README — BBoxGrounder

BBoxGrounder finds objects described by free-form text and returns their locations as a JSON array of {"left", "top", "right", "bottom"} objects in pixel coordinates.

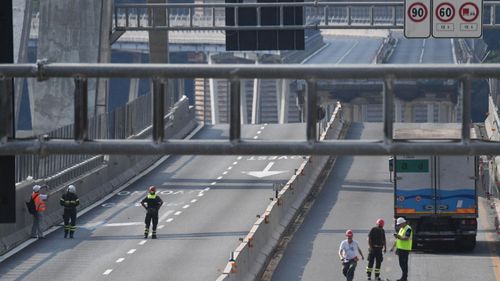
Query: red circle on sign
[
  {"left": 436, "top": 3, "right": 455, "bottom": 22},
  {"left": 398, "top": 196, "right": 405, "bottom": 202},
  {"left": 459, "top": 2, "right": 479, "bottom": 22},
  {"left": 415, "top": 196, "right": 421, "bottom": 202},
  {"left": 408, "top": 3, "right": 428, "bottom": 23}
]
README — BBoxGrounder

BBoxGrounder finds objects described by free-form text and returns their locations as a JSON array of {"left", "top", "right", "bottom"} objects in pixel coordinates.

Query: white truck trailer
[{"left": 391, "top": 123, "right": 480, "bottom": 250}]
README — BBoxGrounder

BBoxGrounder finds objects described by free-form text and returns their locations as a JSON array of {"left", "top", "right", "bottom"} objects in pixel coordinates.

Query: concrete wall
[
  {"left": 216, "top": 104, "right": 348, "bottom": 281},
  {"left": 0, "top": 97, "right": 197, "bottom": 255},
  {"left": 31, "top": 0, "right": 110, "bottom": 134}
]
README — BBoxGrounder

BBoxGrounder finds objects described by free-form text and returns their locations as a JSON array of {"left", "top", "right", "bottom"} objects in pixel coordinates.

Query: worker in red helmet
[
  {"left": 141, "top": 186, "right": 163, "bottom": 239},
  {"left": 366, "top": 218, "right": 387, "bottom": 280},
  {"left": 338, "top": 229, "right": 365, "bottom": 281}
]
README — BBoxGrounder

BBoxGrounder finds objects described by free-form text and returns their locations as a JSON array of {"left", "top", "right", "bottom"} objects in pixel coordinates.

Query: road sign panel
[
  {"left": 433, "top": 0, "right": 482, "bottom": 38},
  {"left": 405, "top": 0, "right": 431, "bottom": 38}
]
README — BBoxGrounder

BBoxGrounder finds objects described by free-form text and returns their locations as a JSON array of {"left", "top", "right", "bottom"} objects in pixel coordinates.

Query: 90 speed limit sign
[{"left": 404, "top": 0, "right": 431, "bottom": 38}]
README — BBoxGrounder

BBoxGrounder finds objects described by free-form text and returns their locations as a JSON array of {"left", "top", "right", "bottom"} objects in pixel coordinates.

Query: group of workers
[
  {"left": 30, "top": 185, "right": 163, "bottom": 240},
  {"left": 338, "top": 217, "right": 412, "bottom": 281}
]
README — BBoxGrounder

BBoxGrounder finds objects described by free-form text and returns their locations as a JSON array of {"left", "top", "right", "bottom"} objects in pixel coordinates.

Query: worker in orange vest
[{"left": 30, "top": 185, "right": 48, "bottom": 239}]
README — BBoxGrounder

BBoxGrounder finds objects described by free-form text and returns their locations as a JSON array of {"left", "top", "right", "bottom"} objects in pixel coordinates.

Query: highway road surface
[{"left": 270, "top": 123, "right": 499, "bottom": 281}]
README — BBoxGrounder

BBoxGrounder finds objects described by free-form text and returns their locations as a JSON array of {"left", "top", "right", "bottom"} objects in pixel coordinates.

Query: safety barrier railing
[
  {"left": 13, "top": 92, "right": 154, "bottom": 182},
  {"left": 2, "top": 63, "right": 500, "bottom": 156},
  {"left": 113, "top": 1, "right": 500, "bottom": 31}
]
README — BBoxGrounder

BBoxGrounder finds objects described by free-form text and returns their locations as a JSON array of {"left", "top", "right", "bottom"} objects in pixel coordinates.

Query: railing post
[
  {"left": 461, "top": 76, "right": 472, "bottom": 143},
  {"left": 74, "top": 78, "right": 88, "bottom": 141},
  {"left": 383, "top": 76, "right": 394, "bottom": 143},
  {"left": 230, "top": 79, "right": 241, "bottom": 142},
  {"left": 153, "top": 79, "right": 165, "bottom": 142},
  {"left": 306, "top": 79, "right": 317, "bottom": 142}
]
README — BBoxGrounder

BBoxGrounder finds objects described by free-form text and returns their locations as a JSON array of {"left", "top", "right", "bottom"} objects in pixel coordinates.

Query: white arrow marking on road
[{"left": 245, "top": 162, "right": 287, "bottom": 178}]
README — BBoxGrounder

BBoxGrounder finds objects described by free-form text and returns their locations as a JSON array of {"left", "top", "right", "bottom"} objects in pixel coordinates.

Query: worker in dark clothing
[
  {"left": 141, "top": 186, "right": 163, "bottom": 239},
  {"left": 366, "top": 218, "right": 387, "bottom": 280},
  {"left": 59, "top": 184, "right": 80, "bottom": 238}
]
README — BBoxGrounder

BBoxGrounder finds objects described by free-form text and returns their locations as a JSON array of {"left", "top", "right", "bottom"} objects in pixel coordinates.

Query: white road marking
[
  {"left": 174, "top": 211, "right": 182, "bottom": 216},
  {"left": 198, "top": 193, "right": 204, "bottom": 197},
  {"left": 336, "top": 41, "right": 359, "bottom": 64},
  {"left": 233, "top": 161, "right": 238, "bottom": 165},
  {"left": 116, "top": 258, "right": 125, "bottom": 263},
  {"left": 257, "top": 131, "right": 262, "bottom": 134},
  {"left": 260, "top": 126, "right": 265, "bottom": 130},
  {"left": 103, "top": 269, "right": 113, "bottom": 275},
  {"left": 104, "top": 222, "right": 143, "bottom": 227},
  {"left": 211, "top": 182, "right": 217, "bottom": 185},
  {"left": 157, "top": 225, "right": 165, "bottom": 229},
  {"left": 223, "top": 171, "right": 228, "bottom": 175},
  {"left": 237, "top": 156, "right": 243, "bottom": 160},
  {"left": 217, "top": 176, "right": 223, "bottom": 180},
  {"left": 139, "top": 240, "right": 147, "bottom": 245},
  {"left": 166, "top": 218, "right": 174, "bottom": 222},
  {"left": 419, "top": 39, "right": 426, "bottom": 63},
  {"left": 227, "top": 166, "right": 232, "bottom": 170},
  {"left": 204, "top": 187, "right": 210, "bottom": 191},
  {"left": 253, "top": 136, "right": 258, "bottom": 139},
  {"left": 182, "top": 204, "right": 190, "bottom": 209},
  {"left": 159, "top": 210, "right": 174, "bottom": 222},
  {"left": 191, "top": 199, "right": 197, "bottom": 203},
  {"left": 127, "top": 249, "right": 136, "bottom": 254},
  {"left": 245, "top": 162, "right": 288, "bottom": 178}
]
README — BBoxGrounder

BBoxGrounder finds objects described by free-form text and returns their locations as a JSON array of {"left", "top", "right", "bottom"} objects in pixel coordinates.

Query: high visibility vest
[
  {"left": 396, "top": 225, "right": 412, "bottom": 251},
  {"left": 147, "top": 193, "right": 156, "bottom": 199},
  {"left": 32, "top": 192, "right": 46, "bottom": 212}
]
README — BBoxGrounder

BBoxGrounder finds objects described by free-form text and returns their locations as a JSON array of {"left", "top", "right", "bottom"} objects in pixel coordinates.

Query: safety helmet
[
  {"left": 376, "top": 218, "right": 385, "bottom": 228},
  {"left": 396, "top": 217, "right": 406, "bottom": 225},
  {"left": 32, "top": 185, "right": 41, "bottom": 192},
  {"left": 67, "top": 185, "right": 76, "bottom": 193},
  {"left": 148, "top": 186, "right": 156, "bottom": 193},
  {"left": 345, "top": 229, "right": 353, "bottom": 238}
]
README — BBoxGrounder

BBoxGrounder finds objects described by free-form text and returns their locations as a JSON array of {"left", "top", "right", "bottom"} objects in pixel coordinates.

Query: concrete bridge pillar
[{"left": 32, "top": 0, "right": 112, "bottom": 135}]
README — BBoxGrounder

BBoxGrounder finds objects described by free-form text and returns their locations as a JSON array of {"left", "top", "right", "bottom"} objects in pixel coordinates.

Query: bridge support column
[
  {"left": 277, "top": 79, "right": 289, "bottom": 124},
  {"left": 32, "top": 0, "right": 112, "bottom": 135},
  {"left": 128, "top": 53, "right": 142, "bottom": 102},
  {"left": 240, "top": 81, "right": 248, "bottom": 124},
  {"left": 404, "top": 103, "right": 413, "bottom": 122},
  {"left": 208, "top": 54, "right": 219, "bottom": 124}
]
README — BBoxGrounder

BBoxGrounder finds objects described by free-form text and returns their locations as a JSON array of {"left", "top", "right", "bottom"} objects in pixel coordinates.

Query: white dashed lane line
[
  {"left": 211, "top": 182, "right": 217, "bottom": 185},
  {"left": 166, "top": 218, "right": 174, "bottom": 222},
  {"left": 191, "top": 199, "right": 197, "bottom": 203},
  {"left": 253, "top": 136, "right": 258, "bottom": 139},
  {"left": 138, "top": 240, "right": 147, "bottom": 245},
  {"left": 233, "top": 161, "right": 238, "bottom": 165},
  {"left": 174, "top": 211, "right": 182, "bottom": 216},
  {"left": 223, "top": 171, "right": 228, "bottom": 175},
  {"left": 116, "top": 258, "right": 125, "bottom": 263},
  {"left": 217, "top": 176, "right": 223, "bottom": 180},
  {"left": 127, "top": 249, "right": 136, "bottom": 254},
  {"left": 103, "top": 269, "right": 113, "bottom": 275},
  {"left": 227, "top": 166, "right": 232, "bottom": 170},
  {"left": 157, "top": 225, "right": 165, "bottom": 229},
  {"left": 198, "top": 193, "right": 204, "bottom": 197},
  {"left": 204, "top": 187, "right": 210, "bottom": 191},
  {"left": 237, "top": 156, "right": 243, "bottom": 160},
  {"left": 182, "top": 205, "right": 190, "bottom": 209},
  {"left": 257, "top": 131, "right": 262, "bottom": 134}
]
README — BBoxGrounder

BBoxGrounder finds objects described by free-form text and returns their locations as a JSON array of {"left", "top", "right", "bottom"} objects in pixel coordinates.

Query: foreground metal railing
[
  {"left": 113, "top": 1, "right": 500, "bottom": 31},
  {"left": 1, "top": 63, "right": 500, "bottom": 156}
]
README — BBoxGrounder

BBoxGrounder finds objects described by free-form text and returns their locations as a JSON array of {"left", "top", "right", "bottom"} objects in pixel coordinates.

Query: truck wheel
[{"left": 458, "top": 236, "right": 476, "bottom": 251}]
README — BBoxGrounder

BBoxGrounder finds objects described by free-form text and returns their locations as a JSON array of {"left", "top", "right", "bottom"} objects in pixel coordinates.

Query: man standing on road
[
  {"left": 390, "top": 217, "right": 413, "bottom": 281},
  {"left": 366, "top": 218, "right": 386, "bottom": 280},
  {"left": 339, "top": 229, "right": 365, "bottom": 281},
  {"left": 141, "top": 186, "right": 163, "bottom": 239},
  {"left": 31, "top": 185, "right": 48, "bottom": 239},
  {"left": 60, "top": 184, "right": 80, "bottom": 238}
]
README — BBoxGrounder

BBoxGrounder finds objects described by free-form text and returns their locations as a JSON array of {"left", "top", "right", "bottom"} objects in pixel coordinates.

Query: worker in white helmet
[
  {"left": 30, "top": 184, "right": 48, "bottom": 239},
  {"left": 59, "top": 185, "right": 80, "bottom": 238},
  {"left": 390, "top": 217, "right": 413, "bottom": 281}
]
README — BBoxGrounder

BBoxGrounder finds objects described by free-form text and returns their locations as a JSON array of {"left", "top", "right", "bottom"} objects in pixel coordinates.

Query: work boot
[
  {"left": 69, "top": 232, "right": 74, "bottom": 239},
  {"left": 152, "top": 234, "right": 157, "bottom": 239},
  {"left": 367, "top": 277, "right": 371, "bottom": 280},
  {"left": 375, "top": 277, "right": 381, "bottom": 281},
  {"left": 64, "top": 230, "right": 68, "bottom": 238}
]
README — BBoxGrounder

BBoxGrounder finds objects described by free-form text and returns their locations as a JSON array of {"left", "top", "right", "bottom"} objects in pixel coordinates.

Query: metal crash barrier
[{"left": 1, "top": 63, "right": 500, "bottom": 155}]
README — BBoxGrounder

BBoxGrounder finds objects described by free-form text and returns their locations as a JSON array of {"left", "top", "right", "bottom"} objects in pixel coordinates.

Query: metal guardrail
[
  {"left": 1, "top": 63, "right": 500, "bottom": 156},
  {"left": 113, "top": 1, "right": 500, "bottom": 31}
]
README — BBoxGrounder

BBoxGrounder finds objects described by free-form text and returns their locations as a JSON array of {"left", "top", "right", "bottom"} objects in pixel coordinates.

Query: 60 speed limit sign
[{"left": 405, "top": 0, "right": 431, "bottom": 38}]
